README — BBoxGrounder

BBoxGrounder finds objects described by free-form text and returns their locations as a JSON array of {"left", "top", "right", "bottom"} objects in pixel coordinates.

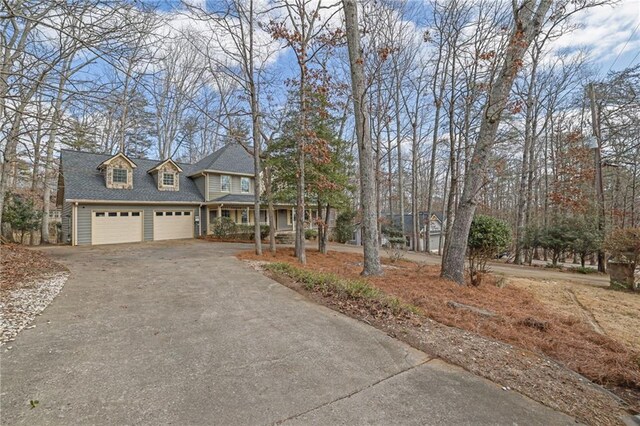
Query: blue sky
[{"left": 150, "top": 0, "right": 640, "bottom": 78}]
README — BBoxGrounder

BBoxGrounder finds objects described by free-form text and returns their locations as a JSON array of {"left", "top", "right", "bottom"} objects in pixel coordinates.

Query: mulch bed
[{"left": 239, "top": 248, "right": 640, "bottom": 425}]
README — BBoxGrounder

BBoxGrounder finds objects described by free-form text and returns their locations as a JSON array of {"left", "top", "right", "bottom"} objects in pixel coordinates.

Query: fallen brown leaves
[
  {"left": 238, "top": 248, "right": 640, "bottom": 414},
  {"left": 0, "top": 244, "right": 67, "bottom": 291}
]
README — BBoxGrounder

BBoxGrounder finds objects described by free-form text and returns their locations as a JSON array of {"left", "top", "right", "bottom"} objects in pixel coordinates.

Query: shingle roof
[
  {"left": 387, "top": 212, "right": 445, "bottom": 235},
  {"left": 211, "top": 194, "right": 255, "bottom": 203},
  {"left": 60, "top": 150, "right": 204, "bottom": 203},
  {"left": 191, "top": 143, "right": 254, "bottom": 175}
]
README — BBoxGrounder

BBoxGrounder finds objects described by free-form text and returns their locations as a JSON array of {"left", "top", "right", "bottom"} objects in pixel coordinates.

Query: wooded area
[{"left": 1, "top": 0, "right": 639, "bottom": 283}]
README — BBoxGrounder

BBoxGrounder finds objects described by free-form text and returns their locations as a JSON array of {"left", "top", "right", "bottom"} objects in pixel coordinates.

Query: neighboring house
[
  {"left": 48, "top": 208, "right": 62, "bottom": 222},
  {"left": 57, "top": 143, "right": 296, "bottom": 246},
  {"left": 386, "top": 212, "right": 446, "bottom": 252}
]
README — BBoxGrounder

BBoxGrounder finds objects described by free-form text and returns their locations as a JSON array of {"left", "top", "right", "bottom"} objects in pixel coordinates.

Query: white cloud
[{"left": 550, "top": 0, "right": 640, "bottom": 69}]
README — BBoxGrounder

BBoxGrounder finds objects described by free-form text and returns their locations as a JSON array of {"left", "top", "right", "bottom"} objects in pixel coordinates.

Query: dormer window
[
  {"left": 163, "top": 172, "right": 175, "bottom": 186},
  {"left": 113, "top": 168, "right": 128, "bottom": 184},
  {"left": 148, "top": 158, "right": 182, "bottom": 192},
  {"left": 97, "top": 152, "right": 137, "bottom": 190}
]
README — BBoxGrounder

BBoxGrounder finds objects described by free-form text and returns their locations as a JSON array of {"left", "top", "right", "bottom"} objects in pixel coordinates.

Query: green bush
[
  {"left": 2, "top": 192, "right": 42, "bottom": 243},
  {"left": 265, "top": 262, "right": 418, "bottom": 315},
  {"left": 568, "top": 266, "right": 598, "bottom": 274},
  {"left": 467, "top": 215, "right": 511, "bottom": 286},
  {"left": 259, "top": 225, "right": 270, "bottom": 240},
  {"left": 212, "top": 220, "right": 269, "bottom": 241},
  {"left": 381, "top": 223, "right": 404, "bottom": 238},
  {"left": 334, "top": 210, "right": 356, "bottom": 243},
  {"left": 211, "top": 217, "right": 237, "bottom": 238},
  {"left": 305, "top": 229, "right": 318, "bottom": 240},
  {"left": 234, "top": 224, "right": 253, "bottom": 240},
  {"left": 248, "top": 224, "right": 270, "bottom": 240},
  {"left": 544, "top": 263, "right": 563, "bottom": 270},
  {"left": 604, "top": 227, "right": 640, "bottom": 264}
]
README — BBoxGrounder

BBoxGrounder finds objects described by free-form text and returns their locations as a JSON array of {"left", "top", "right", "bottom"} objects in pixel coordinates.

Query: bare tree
[
  {"left": 343, "top": 0, "right": 382, "bottom": 275},
  {"left": 441, "top": 0, "right": 554, "bottom": 284}
]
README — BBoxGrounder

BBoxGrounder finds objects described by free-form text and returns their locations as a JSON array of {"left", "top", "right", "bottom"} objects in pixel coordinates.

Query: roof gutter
[
  {"left": 187, "top": 169, "right": 254, "bottom": 178},
  {"left": 66, "top": 199, "right": 202, "bottom": 205}
]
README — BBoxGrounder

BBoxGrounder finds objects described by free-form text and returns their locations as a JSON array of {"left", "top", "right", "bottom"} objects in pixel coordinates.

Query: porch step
[{"left": 275, "top": 233, "right": 295, "bottom": 244}]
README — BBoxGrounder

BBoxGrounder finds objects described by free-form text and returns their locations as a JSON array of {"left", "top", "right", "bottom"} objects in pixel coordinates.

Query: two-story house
[{"left": 57, "top": 143, "right": 295, "bottom": 246}]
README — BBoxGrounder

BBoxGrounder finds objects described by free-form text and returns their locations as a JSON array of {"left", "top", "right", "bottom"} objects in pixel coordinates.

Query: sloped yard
[{"left": 239, "top": 248, "right": 640, "bottom": 425}]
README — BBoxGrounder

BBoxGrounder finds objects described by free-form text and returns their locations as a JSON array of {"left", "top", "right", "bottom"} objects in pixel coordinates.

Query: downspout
[
  {"left": 72, "top": 202, "right": 78, "bottom": 246},
  {"left": 198, "top": 203, "right": 203, "bottom": 237}
]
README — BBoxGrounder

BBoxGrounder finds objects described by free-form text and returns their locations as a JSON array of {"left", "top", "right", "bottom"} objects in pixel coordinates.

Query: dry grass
[
  {"left": 237, "top": 248, "right": 640, "bottom": 400},
  {"left": 510, "top": 278, "right": 640, "bottom": 350}
]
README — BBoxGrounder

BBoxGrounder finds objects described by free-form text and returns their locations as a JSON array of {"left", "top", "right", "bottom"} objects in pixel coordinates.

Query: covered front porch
[{"left": 205, "top": 204, "right": 295, "bottom": 235}]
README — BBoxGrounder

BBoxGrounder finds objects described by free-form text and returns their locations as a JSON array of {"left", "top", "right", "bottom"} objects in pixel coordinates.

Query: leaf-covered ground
[{"left": 1, "top": 244, "right": 67, "bottom": 291}]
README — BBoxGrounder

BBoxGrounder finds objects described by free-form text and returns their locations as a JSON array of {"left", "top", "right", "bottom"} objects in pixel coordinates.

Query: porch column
[
  {"left": 217, "top": 205, "right": 222, "bottom": 219},
  {"left": 246, "top": 207, "right": 250, "bottom": 225},
  {"left": 206, "top": 207, "right": 210, "bottom": 235}
]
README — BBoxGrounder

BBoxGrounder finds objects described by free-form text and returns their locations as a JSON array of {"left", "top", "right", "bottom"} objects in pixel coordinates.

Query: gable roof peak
[
  {"left": 146, "top": 158, "right": 183, "bottom": 174},
  {"left": 97, "top": 152, "right": 137, "bottom": 170}
]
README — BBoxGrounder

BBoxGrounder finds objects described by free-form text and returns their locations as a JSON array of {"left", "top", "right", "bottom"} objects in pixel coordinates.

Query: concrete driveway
[{"left": 1, "top": 240, "right": 573, "bottom": 425}]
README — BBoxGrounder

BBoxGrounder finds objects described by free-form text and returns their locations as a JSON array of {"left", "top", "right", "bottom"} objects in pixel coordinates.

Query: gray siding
[
  {"left": 207, "top": 173, "right": 254, "bottom": 200},
  {"left": 200, "top": 205, "right": 208, "bottom": 236},
  {"left": 194, "top": 176, "right": 205, "bottom": 198},
  {"left": 76, "top": 203, "right": 200, "bottom": 245},
  {"left": 61, "top": 202, "right": 72, "bottom": 244},
  {"left": 208, "top": 174, "right": 220, "bottom": 200}
]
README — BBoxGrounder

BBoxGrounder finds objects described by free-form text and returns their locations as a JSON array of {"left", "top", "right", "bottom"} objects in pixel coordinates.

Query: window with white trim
[
  {"left": 221, "top": 175, "right": 231, "bottom": 192},
  {"left": 241, "top": 177, "right": 250, "bottom": 193},
  {"left": 163, "top": 172, "right": 175, "bottom": 186},
  {"left": 112, "top": 168, "right": 128, "bottom": 184}
]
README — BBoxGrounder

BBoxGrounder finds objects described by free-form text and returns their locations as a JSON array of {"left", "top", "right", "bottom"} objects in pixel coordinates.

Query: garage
[
  {"left": 91, "top": 211, "right": 143, "bottom": 245},
  {"left": 153, "top": 210, "right": 194, "bottom": 241}
]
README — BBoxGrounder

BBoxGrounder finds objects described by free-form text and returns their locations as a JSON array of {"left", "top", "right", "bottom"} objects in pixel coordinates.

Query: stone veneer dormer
[
  {"left": 147, "top": 159, "right": 182, "bottom": 192},
  {"left": 97, "top": 152, "right": 137, "bottom": 189}
]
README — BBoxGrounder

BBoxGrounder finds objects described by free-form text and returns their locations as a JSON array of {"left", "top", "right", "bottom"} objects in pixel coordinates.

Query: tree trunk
[
  {"left": 588, "top": 82, "right": 606, "bottom": 273},
  {"left": 343, "top": 0, "right": 382, "bottom": 276},
  {"left": 294, "top": 39, "right": 307, "bottom": 264},
  {"left": 42, "top": 57, "right": 73, "bottom": 244},
  {"left": 411, "top": 122, "right": 419, "bottom": 252},
  {"left": 441, "top": 0, "right": 553, "bottom": 284},
  {"left": 396, "top": 74, "right": 405, "bottom": 239},
  {"left": 248, "top": 0, "right": 262, "bottom": 256},
  {"left": 265, "top": 166, "right": 277, "bottom": 255},
  {"left": 515, "top": 49, "right": 540, "bottom": 264}
]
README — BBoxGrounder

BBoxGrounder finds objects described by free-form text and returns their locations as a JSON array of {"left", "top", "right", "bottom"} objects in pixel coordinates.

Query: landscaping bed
[
  {"left": 238, "top": 248, "right": 639, "bottom": 425},
  {"left": 1, "top": 244, "right": 68, "bottom": 344}
]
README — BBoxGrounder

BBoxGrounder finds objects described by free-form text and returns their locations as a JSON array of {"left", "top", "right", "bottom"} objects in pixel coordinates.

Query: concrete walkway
[{"left": 1, "top": 240, "right": 574, "bottom": 425}]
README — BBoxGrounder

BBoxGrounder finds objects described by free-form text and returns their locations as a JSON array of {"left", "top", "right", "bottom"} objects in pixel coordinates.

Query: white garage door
[
  {"left": 92, "top": 211, "right": 143, "bottom": 245},
  {"left": 153, "top": 210, "right": 194, "bottom": 241}
]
